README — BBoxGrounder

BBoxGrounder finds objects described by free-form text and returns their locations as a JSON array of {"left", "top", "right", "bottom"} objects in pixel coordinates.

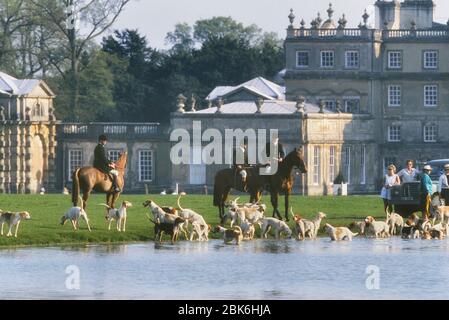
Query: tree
[
  {"left": 165, "top": 22, "right": 194, "bottom": 54},
  {"left": 29, "top": 0, "right": 130, "bottom": 120},
  {"left": 193, "top": 16, "right": 262, "bottom": 45},
  {"left": 49, "top": 50, "right": 116, "bottom": 122}
]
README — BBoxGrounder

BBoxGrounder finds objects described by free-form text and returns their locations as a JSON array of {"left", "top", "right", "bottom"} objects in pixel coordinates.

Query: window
[
  {"left": 32, "top": 103, "right": 44, "bottom": 117},
  {"left": 296, "top": 51, "right": 309, "bottom": 68},
  {"left": 424, "top": 125, "right": 437, "bottom": 142},
  {"left": 68, "top": 150, "right": 83, "bottom": 181},
  {"left": 139, "top": 150, "right": 153, "bottom": 182},
  {"left": 384, "top": 157, "right": 397, "bottom": 175},
  {"left": 344, "top": 98, "right": 360, "bottom": 114},
  {"left": 344, "top": 147, "right": 351, "bottom": 185},
  {"left": 321, "top": 51, "right": 334, "bottom": 68},
  {"left": 322, "top": 99, "right": 336, "bottom": 111},
  {"left": 190, "top": 146, "right": 206, "bottom": 185},
  {"left": 313, "top": 146, "right": 321, "bottom": 185},
  {"left": 388, "top": 125, "right": 401, "bottom": 142},
  {"left": 424, "top": 85, "right": 438, "bottom": 107},
  {"left": 329, "top": 146, "right": 336, "bottom": 184},
  {"left": 388, "top": 85, "right": 401, "bottom": 107},
  {"left": 424, "top": 51, "right": 438, "bottom": 69},
  {"left": 360, "top": 146, "right": 366, "bottom": 185},
  {"left": 388, "top": 51, "right": 402, "bottom": 69},
  {"left": 345, "top": 51, "right": 359, "bottom": 68},
  {"left": 107, "top": 150, "right": 121, "bottom": 162}
]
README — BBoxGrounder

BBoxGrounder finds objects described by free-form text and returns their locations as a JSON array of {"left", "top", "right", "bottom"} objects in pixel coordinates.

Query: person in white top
[
  {"left": 380, "top": 164, "right": 401, "bottom": 214},
  {"left": 397, "top": 160, "right": 419, "bottom": 183},
  {"left": 437, "top": 164, "right": 449, "bottom": 205}
]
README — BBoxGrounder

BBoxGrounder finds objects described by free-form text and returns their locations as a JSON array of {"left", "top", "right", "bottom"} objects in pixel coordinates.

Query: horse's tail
[
  {"left": 72, "top": 168, "right": 81, "bottom": 207},
  {"left": 177, "top": 194, "right": 184, "bottom": 211}
]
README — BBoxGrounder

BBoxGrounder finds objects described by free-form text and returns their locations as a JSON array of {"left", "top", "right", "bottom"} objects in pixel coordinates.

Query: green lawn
[{"left": 0, "top": 194, "right": 385, "bottom": 248}]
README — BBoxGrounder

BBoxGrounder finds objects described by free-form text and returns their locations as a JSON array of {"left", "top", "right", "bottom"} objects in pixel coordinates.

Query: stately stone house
[
  {"left": 1, "top": 0, "right": 449, "bottom": 195},
  {"left": 171, "top": 0, "right": 449, "bottom": 195},
  {"left": 0, "top": 72, "right": 58, "bottom": 194}
]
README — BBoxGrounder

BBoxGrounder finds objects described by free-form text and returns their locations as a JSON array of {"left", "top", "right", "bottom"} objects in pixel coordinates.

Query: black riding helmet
[{"left": 99, "top": 134, "right": 108, "bottom": 142}]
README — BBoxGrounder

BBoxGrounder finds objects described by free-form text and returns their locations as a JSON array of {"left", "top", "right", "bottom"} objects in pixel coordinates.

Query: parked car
[
  {"left": 424, "top": 159, "right": 449, "bottom": 183},
  {"left": 390, "top": 159, "right": 449, "bottom": 217}
]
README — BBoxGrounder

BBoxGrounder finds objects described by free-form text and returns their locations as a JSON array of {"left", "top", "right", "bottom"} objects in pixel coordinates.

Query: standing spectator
[
  {"left": 421, "top": 165, "right": 433, "bottom": 219},
  {"left": 380, "top": 164, "right": 401, "bottom": 214},
  {"left": 398, "top": 160, "right": 419, "bottom": 183},
  {"left": 437, "top": 164, "right": 449, "bottom": 205}
]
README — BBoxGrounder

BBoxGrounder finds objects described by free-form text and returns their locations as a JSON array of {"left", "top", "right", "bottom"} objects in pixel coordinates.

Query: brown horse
[
  {"left": 248, "top": 148, "right": 307, "bottom": 221},
  {"left": 213, "top": 167, "right": 248, "bottom": 224},
  {"left": 72, "top": 152, "right": 128, "bottom": 210},
  {"left": 213, "top": 148, "right": 307, "bottom": 222}
]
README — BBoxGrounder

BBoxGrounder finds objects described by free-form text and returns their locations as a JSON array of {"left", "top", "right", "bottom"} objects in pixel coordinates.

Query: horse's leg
[
  {"left": 111, "top": 192, "right": 120, "bottom": 209},
  {"left": 285, "top": 190, "right": 291, "bottom": 222},
  {"left": 82, "top": 190, "right": 91, "bottom": 211},
  {"left": 271, "top": 191, "right": 281, "bottom": 220},
  {"left": 220, "top": 187, "right": 231, "bottom": 224},
  {"left": 106, "top": 193, "right": 113, "bottom": 208}
]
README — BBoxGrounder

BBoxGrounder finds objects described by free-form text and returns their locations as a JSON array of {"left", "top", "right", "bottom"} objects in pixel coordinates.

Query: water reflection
[{"left": 1, "top": 238, "right": 449, "bottom": 299}]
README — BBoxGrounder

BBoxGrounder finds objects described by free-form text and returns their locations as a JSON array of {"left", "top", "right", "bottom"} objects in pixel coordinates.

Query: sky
[{"left": 112, "top": 0, "right": 449, "bottom": 49}]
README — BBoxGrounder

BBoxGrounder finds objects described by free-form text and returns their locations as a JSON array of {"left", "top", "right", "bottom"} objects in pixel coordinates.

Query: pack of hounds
[{"left": 2, "top": 193, "right": 448, "bottom": 243}]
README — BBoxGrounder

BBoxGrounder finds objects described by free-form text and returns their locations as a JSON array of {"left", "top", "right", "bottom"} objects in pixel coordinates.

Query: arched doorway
[{"left": 30, "top": 135, "right": 44, "bottom": 193}]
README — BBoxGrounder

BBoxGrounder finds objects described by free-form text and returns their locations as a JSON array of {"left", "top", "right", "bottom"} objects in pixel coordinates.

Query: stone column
[
  {"left": 24, "top": 124, "right": 32, "bottom": 194},
  {"left": 0, "top": 125, "right": 5, "bottom": 193},
  {"left": 47, "top": 122, "right": 58, "bottom": 192}
]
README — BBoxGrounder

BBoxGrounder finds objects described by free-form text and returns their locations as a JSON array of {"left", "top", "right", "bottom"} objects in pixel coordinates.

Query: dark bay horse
[
  {"left": 248, "top": 148, "right": 307, "bottom": 221},
  {"left": 213, "top": 167, "right": 248, "bottom": 223},
  {"left": 213, "top": 148, "right": 307, "bottom": 222},
  {"left": 72, "top": 152, "right": 127, "bottom": 210}
]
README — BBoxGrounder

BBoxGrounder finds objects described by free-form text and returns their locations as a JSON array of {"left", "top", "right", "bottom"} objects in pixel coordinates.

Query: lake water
[{"left": 1, "top": 238, "right": 449, "bottom": 300}]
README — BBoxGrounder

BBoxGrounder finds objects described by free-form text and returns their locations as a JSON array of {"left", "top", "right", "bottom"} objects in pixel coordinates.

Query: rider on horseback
[
  {"left": 263, "top": 136, "right": 286, "bottom": 168},
  {"left": 232, "top": 137, "right": 250, "bottom": 190},
  {"left": 94, "top": 135, "right": 121, "bottom": 193}
]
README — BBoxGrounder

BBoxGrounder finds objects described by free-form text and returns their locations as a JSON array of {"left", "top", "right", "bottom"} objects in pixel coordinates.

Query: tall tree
[
  {"left": 165, "top": 22, "right": 194, "bottom": 54},
  {"left": 193, "top": 16, "right": 262, "bottom": 45},
  {"left": 29, "top": 0, "right": 130, "bottom": 120}
]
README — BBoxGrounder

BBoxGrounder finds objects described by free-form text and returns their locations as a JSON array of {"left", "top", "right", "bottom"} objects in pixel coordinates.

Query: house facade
[
  {"left": 0, "top": 72, "right": 58, "bottom": 194},
  {"left": 1, "top": 0, "right": 449, "bottom": 195}
]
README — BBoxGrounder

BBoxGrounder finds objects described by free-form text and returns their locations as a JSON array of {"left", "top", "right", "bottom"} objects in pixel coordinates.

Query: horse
[
  {"left": 213, "top": 167, "right": 248, "bottom": 224},
  {"left": 249, "top": 148, "right": 307, "bottom": 221},
  {"left": 71, "top": 152, "right": 128, "bottom": 210},
  {"left": 213, "top": 148, "right": 307, "bottom": 222}
]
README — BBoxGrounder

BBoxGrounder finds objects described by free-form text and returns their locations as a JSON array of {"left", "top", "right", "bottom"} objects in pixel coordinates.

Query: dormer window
[{"left": 32, "top": 103, "right": 44, "bottom": 117}]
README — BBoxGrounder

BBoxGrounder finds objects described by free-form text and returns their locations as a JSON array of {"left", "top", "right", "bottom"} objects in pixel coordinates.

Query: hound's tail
[
  {"left": 72, "top": 169, "right": 81, "bottom": 207},
  {"left": 78, "top": 196, "right": 83, "bottom": 208},
  {"left": 233, "top": 226, "right": 243, "bottom": 235},
  {"left": 177, "top": 194, "right": 185, "bottom": 211},
  {"left": 98, "top": 203, "right": 112, "bottom": 210},
  {"left": 352, "top": 232, "right": 359, "bottom": 237}
]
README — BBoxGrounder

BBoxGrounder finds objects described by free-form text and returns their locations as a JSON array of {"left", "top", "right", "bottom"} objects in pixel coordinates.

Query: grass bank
[{"left": 0, "top": 194, "right": 385, "bottom": 248}]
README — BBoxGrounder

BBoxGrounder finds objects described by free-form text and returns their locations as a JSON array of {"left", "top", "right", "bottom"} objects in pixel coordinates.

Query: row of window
[
  {"left": 312, "top": 146, "right": 365, "bottom": 186},
  {"left": 313, "top": 98, "right": 361, "bottom": 113},
  {"left": 387, "top": 50, "right": 438, "bottom": 70},
  {"left": 388, "top": 125, "right": 437, "bottom": 143},
  {"left": 297, "top": 50, "right": 360, "bottom": 69},
  {"left": 296, "top": 50, "right": 439, "bottom": 70},
  {"left": 68, "top": 149, "right": 154, "bottom": 182},
  {"left": 388, "top": 85, "right": 439, "bottom": 107}
]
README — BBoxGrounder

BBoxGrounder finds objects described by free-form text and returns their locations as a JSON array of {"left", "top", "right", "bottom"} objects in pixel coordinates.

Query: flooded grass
[{"left": 0, "top": 194, "right": 385, "bottom": 248}]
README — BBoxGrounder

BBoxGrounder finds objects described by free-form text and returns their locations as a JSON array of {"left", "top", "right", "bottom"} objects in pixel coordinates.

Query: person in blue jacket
[{"left": 421, "top": 165, "right": 433, "bottom": 219}]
